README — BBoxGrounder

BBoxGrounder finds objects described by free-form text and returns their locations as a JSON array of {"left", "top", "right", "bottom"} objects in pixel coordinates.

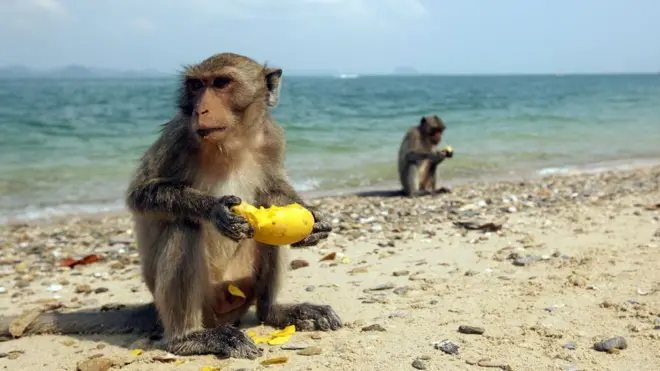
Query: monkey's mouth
[{"left": 197, "top": 127, "right": 227, "bottom": 137}]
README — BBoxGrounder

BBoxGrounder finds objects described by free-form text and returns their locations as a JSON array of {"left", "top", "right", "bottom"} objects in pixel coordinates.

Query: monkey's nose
[{"left": 195, "top": 109, "right": 209, "bottom": 116}]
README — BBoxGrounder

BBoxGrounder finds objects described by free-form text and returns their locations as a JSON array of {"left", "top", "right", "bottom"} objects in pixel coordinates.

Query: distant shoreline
[
  {"left": 4, "top": 157, "right": 659, "bottom": 227},
  {"left": 1, "top": 71, "right": 659, "bottom": 80}
]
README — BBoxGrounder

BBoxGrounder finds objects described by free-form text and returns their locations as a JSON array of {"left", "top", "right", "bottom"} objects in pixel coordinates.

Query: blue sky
[{"left": 0, "top": 0, "right": 658, "bottom": 74}]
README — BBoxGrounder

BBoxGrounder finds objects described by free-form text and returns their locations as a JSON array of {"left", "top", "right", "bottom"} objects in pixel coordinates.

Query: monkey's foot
[
  {"left": 265, "top": 303, "right": 342, "bottom": 331},
  {"left": 166, "top": 325, "right": 263, "bottom": 359}
]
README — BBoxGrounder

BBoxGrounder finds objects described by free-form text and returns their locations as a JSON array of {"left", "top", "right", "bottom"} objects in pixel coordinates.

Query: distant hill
[{"left": 0, "top": 65, "right": 169, "bottom": 79}]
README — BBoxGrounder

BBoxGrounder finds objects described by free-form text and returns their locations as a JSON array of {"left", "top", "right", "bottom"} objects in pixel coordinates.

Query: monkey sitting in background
[
  {"left": 0, "top": 53, "right": 341, "bottom": 360},
  {"left": 397, "top": 115, "right": 453, "bottom": 197}
]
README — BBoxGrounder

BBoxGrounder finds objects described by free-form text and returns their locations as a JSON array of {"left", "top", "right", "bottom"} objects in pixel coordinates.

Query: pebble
[
  {"left": 297, "top": 346, "right": 322, "bottom": 356},
  {"left": 389, "top": 312, "right": 408, "bottom": 318},
  {"left": 305, "top": 285, "right": 315, "bottom": 292},
  {"left": 290, "top": 259, "right": 309, "bottom": 270},
  {"left": 94, "top": 287, "right": 109, "bottom": 294},
  {"left": 434, "top": 340, "right": 459, "bottom": 355},
  {"left": 47, "top": 284, "right": 63, "bottom": 292},
  {"left": 513, "top": 255, "right": 542, "bottom": 266},
  {"left": 366, "top": 283, "right": 395, "bottom": 291},
  {"left": 411, "top": 358, "right": 427, "bottom": 369},
  {"left": 350, "top": 267, "right": 368, "bottom": 274},
  {"left": 593, "top": 336, "right": 627, "bottom": 352},
  {"left": 281, "top": 344, "right": 309, "bottom": 350},
  {"left": 77, "top": 357, "right": 115, "bottom": 371},
  {"left": 361, "top": 324, "right": 386, "bottom": 332},
  {"left": 76, "top": 284, "right": 92, "bottom": 294},
  {"left": 564, "top": 365, "right": 579, "bottom": 371},
  {"left": 6, "top": 351, "right": 24, "bottom": 360},
  {"left": 458, "top": 325, "right": 485, "bottom": 335},
  {"left": 393, "top": 270, "right": 410, "bottom": 277},
  {"left": 109, "top": 236, "right": 134, "bottom": 245},
  {"left": 393, "top": 286, "right": 411, "bottom": 295},
  {"left": 563, "top": 342, "right": 577, "bottom": 350},
  {"left": 474, "top": 359, "right": 513, "bottom": 370}
]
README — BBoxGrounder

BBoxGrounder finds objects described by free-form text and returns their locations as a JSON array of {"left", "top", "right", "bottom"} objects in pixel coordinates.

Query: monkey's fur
[
  {"left": 0, "top": 53, "right": 341, "bottom": 359},
  {"left": 397, "top": 115, "right": 452, "bottom": 197}
]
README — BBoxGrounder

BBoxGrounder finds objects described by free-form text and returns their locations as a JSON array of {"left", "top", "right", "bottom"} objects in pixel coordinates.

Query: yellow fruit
[
  {"left": 267, "top": 335, "right": 291, "bottom": 345},
  {"left": 231, "top": 203, "right": 314, "bottom": 245},
  {"left": 227, "top": 283, "right": 246, "bottom": 298},
  {"left": 445, "top": 145, "right": 453, "bottom": 153},
  {"left": 270, "top": 325, "right": 296, "bottom": 337},
  {"left": 261, "top": 356, "right": 289, "bottom": 365}
]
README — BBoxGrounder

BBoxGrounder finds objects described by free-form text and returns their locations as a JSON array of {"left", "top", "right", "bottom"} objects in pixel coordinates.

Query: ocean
[{"left": 1, "top": 74, "right": 659, "bottom": 223}]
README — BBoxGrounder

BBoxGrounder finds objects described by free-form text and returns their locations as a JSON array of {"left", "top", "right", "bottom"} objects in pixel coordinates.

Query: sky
[{"left": 0, "top": 0, "right": 658, "bottom": 75}]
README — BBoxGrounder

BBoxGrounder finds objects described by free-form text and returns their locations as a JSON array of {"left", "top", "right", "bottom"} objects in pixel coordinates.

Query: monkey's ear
[{"left": 265, "top": 68, "right": 283, "bottom": 107}]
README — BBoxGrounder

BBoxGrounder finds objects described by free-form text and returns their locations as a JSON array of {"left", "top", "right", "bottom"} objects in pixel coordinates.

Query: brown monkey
[
  {"left": 0, "top": 53, "right": 341, "bottom": 359},
  {"left": 397, "top": 115, "right": 452, "bottom": 197}
]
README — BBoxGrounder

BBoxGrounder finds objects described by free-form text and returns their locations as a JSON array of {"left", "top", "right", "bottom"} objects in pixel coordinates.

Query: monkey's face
[
  {"left": 429, "top": 128, "right": 443, "bottom": 144},
  {"left": 420, "top": 116, "right": 445, "bottom": 145},
  {"left": 179, "top": 60, "right": 283, "bottom": 144},
  {"left": 182, "top": 75, "right": 246, "bottom": 142}
]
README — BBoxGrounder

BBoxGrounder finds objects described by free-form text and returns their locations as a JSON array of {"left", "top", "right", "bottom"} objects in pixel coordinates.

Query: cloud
[
  {"left": 30, "top": 0, "right": 67, "bottom": 17},
  {"left": 0, "top": 0, "right": 68, "bottom": 34}
]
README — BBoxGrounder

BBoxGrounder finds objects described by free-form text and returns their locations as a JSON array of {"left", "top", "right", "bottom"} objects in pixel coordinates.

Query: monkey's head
[
  {"left": 419, "top": 115, "right": 445, "bottom": 145},
  {"left": 178, "top": 53, "right": 283, "bottom": 143}
]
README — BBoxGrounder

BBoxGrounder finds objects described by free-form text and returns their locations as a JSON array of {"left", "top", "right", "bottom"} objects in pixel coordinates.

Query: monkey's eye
[
  {"left": 188, "top": 79, "right": 203, "bottom": 91},
  {"left": 212, "top": 77, "right": 231, "bottom": 89}
]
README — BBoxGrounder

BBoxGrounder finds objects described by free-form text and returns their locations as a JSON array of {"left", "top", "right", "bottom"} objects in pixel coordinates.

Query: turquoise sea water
[{"left": 1, "top": 74, "right": 659, "bottom": 223}]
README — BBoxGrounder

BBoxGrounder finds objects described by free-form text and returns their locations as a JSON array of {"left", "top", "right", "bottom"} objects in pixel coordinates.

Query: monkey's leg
[
  {"left": 155, "top": 221, "right": 261, "bottom": 359},
  {"left": 407, "top": 163, "right": 432, "bottom": 197},
  {"left": 427, "top": 159, "right": 451, "bottom": 195},
  {"left": 254, "top": 244, "right": 342, "bottom": 332},
  {"left": 404, "top": 163, "right": 421, "bottom": 197}
]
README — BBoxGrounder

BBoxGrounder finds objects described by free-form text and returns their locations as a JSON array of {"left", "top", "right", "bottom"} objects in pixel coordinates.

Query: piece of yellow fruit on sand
[
  {"left": 270, "top": 325, "right": 296, "bottom": 337},
  {"left": 261, "top": 356, "right": 289, "bottom": 365},
  {"left": 227, "top": 283, "right": 246, "bottom": 298},
  {"left": 267, "top": 335, "right": 291, "bottom": 345},
  {"left": 231, "top": 203, "right": 314, "bottom": 246}
]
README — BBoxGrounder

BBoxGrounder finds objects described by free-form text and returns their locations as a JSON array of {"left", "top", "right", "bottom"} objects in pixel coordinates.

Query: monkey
[
  {"left": 397, "top": 115, "right": 453, "bottom": 197},
  {"left": 0, "top": 53, "right": 341, "bottom": 359}
]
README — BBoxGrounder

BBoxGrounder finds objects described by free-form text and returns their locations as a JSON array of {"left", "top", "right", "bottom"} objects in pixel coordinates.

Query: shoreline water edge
[{"left": 4, "top": 158, "right": 659, "bottom": 227}]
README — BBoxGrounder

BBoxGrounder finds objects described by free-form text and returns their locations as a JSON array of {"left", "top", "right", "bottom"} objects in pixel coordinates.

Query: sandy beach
[{"left": 1, "top": 166, "right": 659, "bottom": 371}]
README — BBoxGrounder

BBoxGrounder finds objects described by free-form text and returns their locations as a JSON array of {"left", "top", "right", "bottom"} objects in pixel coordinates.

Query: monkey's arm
[
  {"left": 127, "top": 178, "right": 252, "bottom": 241},
  {"left": 406, "top": 151, "right": 447, "bottom": 164},
  {"left": 127, "top": 178, "right": 217, "bottom": 220}
]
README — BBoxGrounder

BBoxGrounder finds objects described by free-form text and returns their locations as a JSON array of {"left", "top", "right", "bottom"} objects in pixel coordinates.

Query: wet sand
[{"left": 1, "top": 165, "right": 659, "bottom": 371}]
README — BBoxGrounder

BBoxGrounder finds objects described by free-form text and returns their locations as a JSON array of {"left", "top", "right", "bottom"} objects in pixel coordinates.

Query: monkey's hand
[
  {"left": 291, "top": 206, "right": 332, "bottom": 247},
  {"left": 212, "top": 195, "right": 255, "bottom": 242}
]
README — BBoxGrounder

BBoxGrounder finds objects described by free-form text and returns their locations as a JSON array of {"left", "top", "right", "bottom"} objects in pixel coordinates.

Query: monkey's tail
[{"left": 0, "top": 303, "right": 162, "bottom": 339}]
